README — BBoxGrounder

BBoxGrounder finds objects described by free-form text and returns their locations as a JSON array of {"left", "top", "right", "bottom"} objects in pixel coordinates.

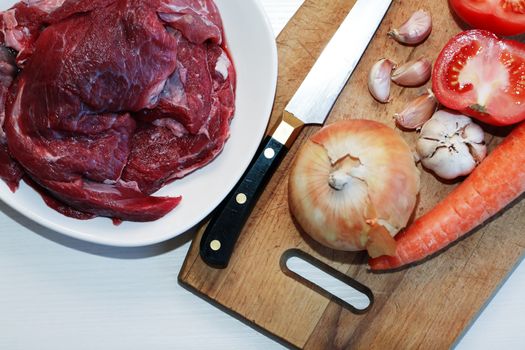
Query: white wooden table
[{"left": 1, "top": 1, "right": 524, "bottom": 349}]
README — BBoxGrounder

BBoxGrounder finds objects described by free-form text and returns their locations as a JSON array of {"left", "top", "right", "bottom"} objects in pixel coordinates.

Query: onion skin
[{"left": 288, "top": 120, "right": 420, "bottom": 256}]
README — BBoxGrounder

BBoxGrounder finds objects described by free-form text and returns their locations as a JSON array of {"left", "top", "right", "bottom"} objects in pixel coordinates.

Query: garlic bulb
[
  {"left": 368, "top": 58, "right": 396, "bottom": 103},
  {"left": 416, "top": 110, "right": 487, "bottom": 180},
  {"left": 388, "top": 10, "right": 432, "bottom": 45},
  {"left": 391, "top": 58, "right": 432, "bottom": 87},
  {"left": 288, "top": 120, "right": 420, "bottom": 258}
]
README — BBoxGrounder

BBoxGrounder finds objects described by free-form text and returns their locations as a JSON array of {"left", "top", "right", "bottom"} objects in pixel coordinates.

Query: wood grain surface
[{"left": 179, "top": 0, "right": 525, "bottom": 348}]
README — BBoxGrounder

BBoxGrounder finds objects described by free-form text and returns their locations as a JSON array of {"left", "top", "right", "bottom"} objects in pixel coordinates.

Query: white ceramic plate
[{"left": 0, "top": 0, "right": 278, "bottom": 247}]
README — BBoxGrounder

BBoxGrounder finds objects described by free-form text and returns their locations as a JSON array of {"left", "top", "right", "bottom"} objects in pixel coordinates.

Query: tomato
[
  {"left": 450, "top": 0, "right": 525, "bottom": 36},
  {"left": 433, "top": 30, "right": 525, "bottom": 126}
]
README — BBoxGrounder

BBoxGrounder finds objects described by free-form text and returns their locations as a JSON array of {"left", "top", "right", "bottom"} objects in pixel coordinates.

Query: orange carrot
[{"left": 369, "top": 122, "right": 525, "bottom": 270}]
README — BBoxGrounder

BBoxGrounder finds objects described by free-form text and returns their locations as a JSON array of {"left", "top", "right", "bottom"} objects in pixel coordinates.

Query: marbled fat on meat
[{"left": 0, "top": 0, "right": 236, "bottom": 221}]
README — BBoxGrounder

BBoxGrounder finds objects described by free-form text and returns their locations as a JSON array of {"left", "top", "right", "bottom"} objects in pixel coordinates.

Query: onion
[{"left": 288, "top": 120, "right": 420, "bottom": 258}]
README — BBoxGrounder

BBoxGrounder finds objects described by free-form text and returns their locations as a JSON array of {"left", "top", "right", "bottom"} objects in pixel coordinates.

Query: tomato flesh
[
  {"left": 433, "top": 30, "right": 525, "bottom": 125},
  {"left": 450, "top": 0, "right": 525, "bottom": 36}
]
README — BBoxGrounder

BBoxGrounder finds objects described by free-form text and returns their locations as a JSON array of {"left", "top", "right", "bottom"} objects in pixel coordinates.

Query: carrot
[{"left": 369, "top": 122, "right": 525, "bottom": 270}]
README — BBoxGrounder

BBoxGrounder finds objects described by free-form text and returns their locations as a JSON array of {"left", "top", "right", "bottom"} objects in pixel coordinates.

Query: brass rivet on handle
[
  {"left": 236, "top": 193, "right": 247, "bottom": 204},
  {"left": 264, "top": 148, "right": 275, "bottom": 159},
  {"left": 210, "top": 240, "right": 221, "bottom": 251}
]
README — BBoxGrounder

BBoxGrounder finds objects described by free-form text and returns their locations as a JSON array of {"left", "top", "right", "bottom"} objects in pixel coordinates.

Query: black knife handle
[
  {"left": 199, "top": 136, "right": 286, "bottom": 268},
  {"left": 199, "top": 113, "right": 304, "bottom": 268}
]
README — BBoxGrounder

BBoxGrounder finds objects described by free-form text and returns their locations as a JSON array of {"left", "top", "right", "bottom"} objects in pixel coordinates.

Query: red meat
[{"left": 0, "top": 0, "right": 235, "bottom": 222}]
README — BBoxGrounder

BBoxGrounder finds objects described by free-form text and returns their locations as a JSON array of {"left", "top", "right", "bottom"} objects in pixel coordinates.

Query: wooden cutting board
[{"left": 179, "top": 0, "right": 525, "bottom": 348}]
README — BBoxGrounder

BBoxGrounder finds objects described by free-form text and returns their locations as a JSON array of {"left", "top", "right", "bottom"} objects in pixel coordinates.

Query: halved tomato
[
  {"left": 450, "top": 0, "right": 525, "bottom": 36},
  {"left": 433, "top": 30, "right": 525, "bottom": 126}
]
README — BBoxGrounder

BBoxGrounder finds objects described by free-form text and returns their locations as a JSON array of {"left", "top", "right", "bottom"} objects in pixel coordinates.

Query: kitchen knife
[{"left": 200, "top": 0, "right": 393, "bottom": 268}]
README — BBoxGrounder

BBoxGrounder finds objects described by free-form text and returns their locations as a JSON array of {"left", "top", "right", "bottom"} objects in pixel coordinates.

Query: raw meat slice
[
  {"left": 0, "top": 146, "right": 23, "bottom": 192},
  {"left": 3, "top": 0, "right": 181, "bottom": 221},
  {"left": 122, "top": 44, "right": 235, "bottom": 194},
  {"left": 137, "top": 32, "right": 213, "bottom": 135},
  {"left": 158, "top": 0, "right": 223, "bottom": 44},
  {"left": 0, "top": 46, "right": 23, "bottom": 191},
  {"left": 0, "top": 0, "right": 236, "bottom": 222},
  {"left": 21, "top": 0, "right": 66, "bottom": 13},
  {"left": 0, "top": 2, "right": 49, "bottom": 65},
  {"left": 24, "top": 176, "right": 96, "bottom": 220},
  {"left": 0, "top": 46, "right": 17, "bottom": 144},
  {"left": 39, "top": 178, "right": 181, "bottom": 222}
]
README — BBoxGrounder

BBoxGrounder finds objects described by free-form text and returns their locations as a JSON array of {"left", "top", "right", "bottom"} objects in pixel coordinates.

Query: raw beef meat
[
  {"left": 0, "top": 46, "right": 23, "bottom": 191},
  {"left": 0, "top": 0, "right": 236, "bottom": 222}
]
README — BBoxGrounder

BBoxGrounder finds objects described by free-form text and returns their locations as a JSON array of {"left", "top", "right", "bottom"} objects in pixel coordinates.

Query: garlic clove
[
  {"left": 388, "top": 10, "right": 432, "bottom": 45},
  {"left": 462, "top": 123, "right": 487, "bottom": 163},
  {"left": 368, "top": 58, "right": 396, "bottom": 103},
  {"left": 394, "top": 90, "right": 437, "bottom": 130},
  {"left": 467, "top": 140, "right": 487, "bottom": 164},
  {"left": 391, "top": 58, "right": 432, "bottom": 87},
  {"left": 412, "top": 150, "right": 421, "bottom": 163},
  {"left": 462, "top": 123, "right": 485, "bottom": 144}
]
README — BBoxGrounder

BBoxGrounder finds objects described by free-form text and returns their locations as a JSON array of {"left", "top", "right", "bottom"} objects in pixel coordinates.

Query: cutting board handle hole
[{"left": 280, "top": 249, "right": 373, "bottom": 314}]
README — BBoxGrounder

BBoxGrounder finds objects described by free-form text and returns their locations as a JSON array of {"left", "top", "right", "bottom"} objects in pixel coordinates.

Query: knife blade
[{"left": 200, "top": 0, "right": 393, "bottom": 268}]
